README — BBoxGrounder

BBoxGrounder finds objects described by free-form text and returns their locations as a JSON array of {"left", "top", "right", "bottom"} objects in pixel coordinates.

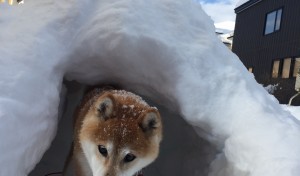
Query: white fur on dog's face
[
  {"left": 80, "top": 140, "right": 106, "bottom": 176},
  {"left": 119, "top": 156, "right": 153, "bottom": 176},
  {"left": 81, "top": 139, "right": 158, "bottom": 176}
]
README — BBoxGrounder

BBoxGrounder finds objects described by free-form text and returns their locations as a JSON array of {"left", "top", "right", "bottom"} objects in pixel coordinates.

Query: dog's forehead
[
  {"left": 113, "top": 105, "right": 145, "bottom": 119},
  {"left": 91, "top": 90, "right": 155, "bottom": 150},
  {"left": 104, "top": 118, "right": 140, "bottom": 137},
  {"left": 110, "top": 90, "right": 148, "bottom": 106},
  {"left": 99, "top": 118, "right": 149, "bottom": 150}
]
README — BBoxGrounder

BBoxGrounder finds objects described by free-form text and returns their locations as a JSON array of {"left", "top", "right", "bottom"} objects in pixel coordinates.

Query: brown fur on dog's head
[{"left": 74, "top": 89, "right": 162, "bottom": 176}]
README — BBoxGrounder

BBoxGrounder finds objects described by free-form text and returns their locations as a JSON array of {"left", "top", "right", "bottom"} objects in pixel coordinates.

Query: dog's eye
[
  {"left": 124, "top": 153, "right": 136, "bottom": 162},
  {"left": 98, "top": 145, "right": 108, "bottom": 157}
]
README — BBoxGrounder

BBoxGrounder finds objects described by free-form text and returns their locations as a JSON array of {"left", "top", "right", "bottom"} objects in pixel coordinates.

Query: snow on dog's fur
[{"left": 72, "top": 88, "right": 162, "bottom": 176}]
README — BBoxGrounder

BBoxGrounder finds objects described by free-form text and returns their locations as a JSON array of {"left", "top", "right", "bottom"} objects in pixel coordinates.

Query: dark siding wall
[{"left": 232, "top": 0, "right": 300, "bottom": 104}]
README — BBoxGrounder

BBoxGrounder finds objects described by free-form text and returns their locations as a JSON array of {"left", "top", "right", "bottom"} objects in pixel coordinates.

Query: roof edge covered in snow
[{"left": 235, "top": 0, "right": 262, "bottom": 14}]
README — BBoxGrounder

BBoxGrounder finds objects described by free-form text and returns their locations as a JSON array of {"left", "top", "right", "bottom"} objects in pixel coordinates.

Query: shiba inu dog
[{"left": 72, "top": 88, "right": 162, "bottom": 176}]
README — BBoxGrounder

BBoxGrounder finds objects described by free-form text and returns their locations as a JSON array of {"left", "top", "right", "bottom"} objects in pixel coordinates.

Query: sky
[{"left": 194, "top": 0, "right": 243, "bottom": 32}]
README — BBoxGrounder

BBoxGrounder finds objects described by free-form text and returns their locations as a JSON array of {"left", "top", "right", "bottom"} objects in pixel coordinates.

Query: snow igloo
[{"left": 1, "top": 0, "right": 300, "bottom": 176}]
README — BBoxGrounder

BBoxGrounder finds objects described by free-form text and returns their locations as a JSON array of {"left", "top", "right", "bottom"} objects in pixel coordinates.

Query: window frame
[
  {"left": 263, "top": 7, "right": 284, "bottom": 36},
  {"left": 270, "top": 57, "right": 300, "bottom": 79}
]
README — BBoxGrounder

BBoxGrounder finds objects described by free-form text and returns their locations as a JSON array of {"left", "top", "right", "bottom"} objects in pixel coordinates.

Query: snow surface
[
  {"left": 264, "top": 84, "right": 279, "bottom": 94},
  {"left": 1, "top": 0, "right": 300, "bottom": 176},
  {"left": 217, "top": 32, "right": 233, "bottom": 45},
  {"left": 283, "top": 106, "right": 300, "bottom": 121}
]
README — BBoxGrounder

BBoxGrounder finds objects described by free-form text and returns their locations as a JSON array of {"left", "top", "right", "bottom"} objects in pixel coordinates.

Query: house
[{"left": 232, "top": 0, "right": 300, "bottom": 105}]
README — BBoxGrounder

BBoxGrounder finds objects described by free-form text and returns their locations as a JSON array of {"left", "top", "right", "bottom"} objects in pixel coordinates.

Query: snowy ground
[
  {"left": 1, "top": 0, "right": 300, "bottom": 176},
  {"left": 283, "top": 105, "right": 300, "bottom": 121}
]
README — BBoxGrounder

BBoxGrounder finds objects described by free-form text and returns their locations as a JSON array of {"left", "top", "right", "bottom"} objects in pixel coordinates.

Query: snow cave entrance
[{"left": 29, "top": 80, "right": 218, "bottom": 176}]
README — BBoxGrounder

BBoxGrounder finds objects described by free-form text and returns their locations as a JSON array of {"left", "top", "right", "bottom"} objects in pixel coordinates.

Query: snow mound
[
  {"left": 1, "top": 0, "right": 300, "bottom": 176},
  {"left": 283, "top": 105, "right": 300, "bottom": 121},
  {"left": 264, "top": 84, "right": 279, "bottom": 94}
]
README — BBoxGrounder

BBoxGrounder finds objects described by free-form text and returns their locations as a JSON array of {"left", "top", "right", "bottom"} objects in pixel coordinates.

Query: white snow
[
  {"left": 1, "top": 0, "right": 300, "bottom": 176},
  {"left": 283, "top": 106, "right": 300, "bottom": 121},
  {"left": 217, "top": 32, "right": 233, "bottom": 45},
  {"left": 264, "top": 84, "right": 279, "bottom": 94}
]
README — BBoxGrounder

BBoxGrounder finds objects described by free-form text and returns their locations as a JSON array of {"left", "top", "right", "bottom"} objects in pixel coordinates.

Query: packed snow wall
[
  {"left": 29, "top": 81, "right": 217, "bottom": 176},
  {"left": 1, "top": 0, "right": 300, "bottom": 176}
]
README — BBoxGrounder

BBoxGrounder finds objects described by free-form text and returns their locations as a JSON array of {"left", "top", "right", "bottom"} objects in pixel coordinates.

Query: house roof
[{"left": 235, "top": 0, "right": 262, "bottom": 14}]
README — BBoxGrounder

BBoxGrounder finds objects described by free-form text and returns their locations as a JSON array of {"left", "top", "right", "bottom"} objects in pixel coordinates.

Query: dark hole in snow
[{"left": 29, "top": 80, "right": 217, "bottom": 176}]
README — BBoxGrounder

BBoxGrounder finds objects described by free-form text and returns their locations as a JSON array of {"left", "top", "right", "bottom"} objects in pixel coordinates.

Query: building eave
[{"left": 235, "top": 0, "right": 262, "bottom": 14}]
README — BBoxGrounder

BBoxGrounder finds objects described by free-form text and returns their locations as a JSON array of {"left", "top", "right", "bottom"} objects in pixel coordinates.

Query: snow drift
[
  {"left": 283, "top": 106, "right": 300, "bottom": 121},
  {"left": 1, "top": 0, "right": 300, "bottom": 176}
]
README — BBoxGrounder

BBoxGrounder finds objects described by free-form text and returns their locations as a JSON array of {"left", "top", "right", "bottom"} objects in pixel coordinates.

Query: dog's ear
[
  {"left": 139, "top": 109, "right": 161, "bottom": 133},
  {"left": 96, "top": 93, "right": 115, "bottom": 121}
]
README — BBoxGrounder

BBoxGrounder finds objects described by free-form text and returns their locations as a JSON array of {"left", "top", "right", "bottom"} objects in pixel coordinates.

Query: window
[
  {"left": 282, "top": 58, "right": 291, "bottom": 78},
  {"left": 293, "top": 57, "right": 300, "bottom": 77},
  {"left": 272, "top": 60, "right": 280, "bottom": 78},
  {"left": 264, "top": 8, "right": 283, "bottom": 35}
]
